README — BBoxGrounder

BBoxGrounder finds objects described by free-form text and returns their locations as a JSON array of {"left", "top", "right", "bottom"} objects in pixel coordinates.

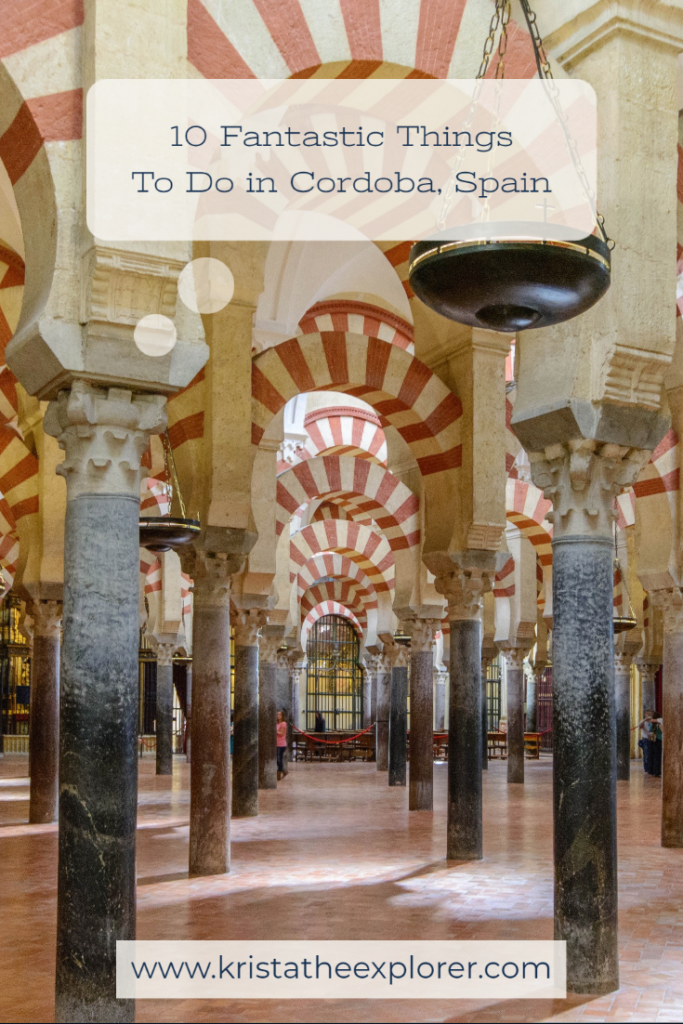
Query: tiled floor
[{"left": 1, "top": 754, "right": 681, "bottom": 1023}]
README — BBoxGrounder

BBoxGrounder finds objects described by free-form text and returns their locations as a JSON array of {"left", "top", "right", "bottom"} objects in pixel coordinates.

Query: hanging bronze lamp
[
  {"left": 408, "top": 0, "right": 612, "bottom": 333},
  {"left": 139, "top": 432, "right": 200, "bottom": 553}
]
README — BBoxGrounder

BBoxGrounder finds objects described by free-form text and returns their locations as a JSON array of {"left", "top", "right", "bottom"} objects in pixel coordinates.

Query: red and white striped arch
[
  {"left": 187, "top": 0, "right": 537, "bottom": 89},
  {"left": 276, "top": 454, "right": 419, "bottom": 548},
  {"left": 253, "top": 333, "right": 462, "bottom": 476},
  {"left": 290, "top": 520, "right": 395, "bottom": 593},
  {"left": 505, "top": 478, "right": 553, "bottom": 571},
  {"left": 301, "top": 601, "right": 363, "bottom": 646},
  {"left": 279, "top": 406, "right": 388, "bottom": 472},
  {"left": 301, "top": 579, "right": 374, "bottom": 623},
  {"left": 299, "top": 300, "right": 413, "bottom": 353},
  {"left": 296, "top": 552, "right": 378, "bottom": 602},
  {"left": 310, "top": 500, "right": 353, "bottom": 524}
]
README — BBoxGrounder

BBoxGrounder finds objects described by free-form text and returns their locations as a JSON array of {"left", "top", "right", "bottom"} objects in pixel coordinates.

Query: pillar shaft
[
  {"left": 363, "top": 666, "right": 373, "bottom": 728},
  {"left": 232, "top": 611, "right": 262, "bottom": 817},
  {"left": 409, "top": 620, "right": 437, "bottom": 811},
  {"left": 185, "top": 663, "right": 192, "bottom": 762},
  {"left": 656, "top": 598, "right": 683, "bottom": 846},
  {"left": 44, "top": 383, "right": 166, "bottom": 1024},
  {"left": 434, "top": 671, "right": 446, "bottom": 731},
  {"left": 155, "top": 645, "right": 176, "bottom": 776},
  {"left": 29, "top": 602, "right": 61, "bottom": 824},
  {"left": 481, "top": 658, "right": 490, "bottom": 771},
  {"left": 614, "top": 653, "right": 633, "bottom": 782},
  {"left": 553, "top": 534, "right": 618, "bottom": 993},
  {"left": 388, "top": 659, "right": 408, "bottom": 787},
  {"left": 448, "top": 619, "right": 483, "bottom": 859},
  {"left": 278, "top": 653, "right": 293, "bottom": 774},
  {"left": 189, "top": 555, "right": 234, "bottom": 877},
  {"left": 258, "top": 639, "right": 278, "bottom": 790},
  {"left": 639, "top": 663, "right": 657, "bottom": 717},
  {"left": 503, "top": 649, "right": 527, "bottom": 785},
  {"left": 526, "top": 670, "right": 540, "bottom": 734},
  {"left": 375, "top": 658, "right": 391, "bottom": 771}
]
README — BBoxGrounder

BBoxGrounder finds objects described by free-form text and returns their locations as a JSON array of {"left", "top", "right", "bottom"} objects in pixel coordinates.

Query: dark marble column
[
  {"left": 44, "top": 383, "right": 166, "bottom": 1023},
  {"left": 656, "top": 595, "right": 683, "bottom": 846},
  {"left": 29, "top": 600, "right": 62, "bottom": 824},
  {"left": 375, "top": 653, "right": 391, "bottom": 771},
  {"left": 481, "top": 656, "right": 491, "bottom": 771},
  {"left": 408, "top": 619, "right": 437, "bottom": 811},
  {"left": 258, "top": 636, "right": 278, "bottom": 790},
  {"left": 637, "top": 660, "right": 658, "bottom": 719},
  {"left": 526, "top": 667, "right": 542, "bottom": 733},
  {"left": 552, "top": 531, "right": 618, "bottom": 992},
  {"left": 185, "top": 662, "right": 192, "bottom": 762},
  {"left": 614, "top": 651, "right": 633, "bottom": 782},
  {"left": 154, "top": 642, "right": 176, "bottom": 776},
  {"left": 448, "top": 613, "right": 483, "bottom": 859},
  {"left": 233, "top": 610, "right": 264, "bottom": 817},
  {"left": 502, "top": 647, "right": 527, "bottom": 785},
  {"left": 188, "top": 552, "right": 235, "bottom": 877},
  {"left": 278, "top": 651, "right": 295, "bottom": 774},
  {"left": 434, "top": 668, "right": 446, "bottom": 731},
  {"left": 388, "top": 647, "right": 408, "bottom": 787}
]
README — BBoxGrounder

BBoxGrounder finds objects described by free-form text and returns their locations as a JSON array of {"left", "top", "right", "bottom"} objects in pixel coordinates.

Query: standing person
[
  {"left": 314, "top": 709, "right": 326, "bottom": 733},
  {"left": 638, "top": 712, "right": 653, "bottom": 775},
  {"left": 276, "top": 710, "right": 288, "bottom": 781}
]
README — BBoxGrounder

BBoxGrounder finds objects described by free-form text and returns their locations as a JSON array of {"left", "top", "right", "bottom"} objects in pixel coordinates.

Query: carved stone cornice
[
  {"left": 31, "top": 600, "right": 62, "bottom": 639},
  {"left": 234, "top": 609, "right": 266, "bottom": 647},
  {"left": 408, "top": 618, "right": 439, "bottom": 653},
  {"left": 44, "top": 381, "right": 167, "bottom": 500},
  {"left": 435, "top": 569, "right": 493, "bottom": 622},
  {"left": 81, "top": 245, "right": 184, "bottom": 327},
  {"left": 529, "top": 440, "right": 649, "bottom": 540}
]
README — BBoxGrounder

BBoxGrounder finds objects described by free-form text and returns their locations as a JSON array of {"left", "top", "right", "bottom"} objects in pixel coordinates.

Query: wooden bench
[
  {"left": 488, "top": 731, "right": 508, "bottom": 759},
  {"left": 524, "top": 732, "right": 542, "bottom": 759}
]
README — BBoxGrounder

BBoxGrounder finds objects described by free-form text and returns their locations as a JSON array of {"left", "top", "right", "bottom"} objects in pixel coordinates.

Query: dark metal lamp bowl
[
  {"left": 139, "top": 516, "right": 201, "bottom": 553},
  {"left": 408, "top": 232, "right": 611, "bottom": 332}
]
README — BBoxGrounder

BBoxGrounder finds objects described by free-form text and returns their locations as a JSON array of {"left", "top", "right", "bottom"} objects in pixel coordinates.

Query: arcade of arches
[{"left": 2, "top": 2, "right": 683, "bottom": 1023}]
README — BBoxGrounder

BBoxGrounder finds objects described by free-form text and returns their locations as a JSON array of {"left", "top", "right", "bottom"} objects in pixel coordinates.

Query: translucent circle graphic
[
  {"left": 134, "top": 314, "right": 177, "bottom": 357},
  {"left": 178, "top": 257, "right": 235, "bottom": 314}
]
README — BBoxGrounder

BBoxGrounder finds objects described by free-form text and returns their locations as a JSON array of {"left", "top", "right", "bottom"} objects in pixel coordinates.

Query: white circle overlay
[
  {"left": 133, "top": 314, "right": 177, "bottom": 357},
  {"left": 178, "top": 257, "right": 235, "bottom": 314}
]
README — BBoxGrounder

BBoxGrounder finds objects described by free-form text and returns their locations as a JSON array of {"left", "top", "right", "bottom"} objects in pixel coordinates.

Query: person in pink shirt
[{"left": 276, "top": 710, "right": 288, "bottom": 780}]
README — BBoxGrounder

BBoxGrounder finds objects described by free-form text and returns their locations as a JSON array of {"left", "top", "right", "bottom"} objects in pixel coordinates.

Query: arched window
[{"left": 306, "top": 614, "right": 362, "bottom": 732}]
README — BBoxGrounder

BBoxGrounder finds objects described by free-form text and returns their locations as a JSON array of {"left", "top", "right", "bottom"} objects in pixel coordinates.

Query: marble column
[
  {"left": 258, "top": 636, "right": 279, "bottom": 790},
  {"left": 502, "top": 648, "right": 528, "bottom": 785},
  {"left": 188, "top": 552, "right": 235, "bottom": 876},
  {"left": 530, "top": 442, "right": 646, "bottom": 995},
  {"left": 526, "top": 667, "right": 542, "bottom": 733},
  {"left": 375, "top": 653, "right": 391, "bottom": 771},
  {"left": 29, "top": 600, "right": 62, "bottom": 824},
  {"left": 481, "top": 656, "right": 491, "bottom": 771},
  {"left": 388, "top": 645, "right": 409, "bottom": 787},
  {"left": 437, "top": 572, "right": 490, "bottom": 861},
  {"left": 433, "top": 668, "right": 447, "bottom": 731},
  {"left": 279, "top": 652, "right": 295, "bottom": 774},
  {"left": 408, "top": 619, "right": 438, "bottom": 811},
  {"left": 653, "top": 593, "right": 683, "bottom": 846},
  {"left": 637, "top": 660, "right": 658, "bottom": 717},
  {"left": 154, "top": 642, "right": 176, "bottom": 776},
  {"left": 362, "top": 663, "right": 373, "bottom": 727},
  {"left": 614, "top": 652, "right": 633, "bottom": 782},
  {"left": 232, "top": 610, "right": 264, "bottom": 817},
  {"left": 44, "top": 383, "right": 166, "bottom": 1023},
  {"left": 185, "top": 661, "right": 193, "bottom": 762}
]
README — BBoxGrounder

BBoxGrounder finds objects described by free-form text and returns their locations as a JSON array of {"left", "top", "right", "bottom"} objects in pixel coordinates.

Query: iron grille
[
  {"left": 537, "top": 665, "right": 553, "bottom": 750},
  {"left": 306, "top": 614, "right": 362, "bottom": 731},
  {"left": 486, "top": 655, "right": 502, "bottom": 732}
]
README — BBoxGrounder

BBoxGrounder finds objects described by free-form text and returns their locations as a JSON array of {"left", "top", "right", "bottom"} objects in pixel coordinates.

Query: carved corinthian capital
[
  {"left": 31, "top": 600, "right": 62, "bottom": 638},
  {"left": 234, "top": 609, "right": 266, "bottom": 647},
  {"left": 151, "top": 640, "right": 177, "bottom": 667},
  {"left": 408, "top": 619, "right": 439, "bottom": 652},
  {"left": 435, "top": 569, "right": 493, "bottom": 622},
  {"left": 529, "top": 440, "right": 649, "bottom": 540},
  {"left": 184, "top": 550, "right": 239, "bottom": 609},
  {"left": 259, "top": 635, "right": 280, "bottom": 665},
  {"left": 43, "top": 380, "right": 167, "bottom": 500}
]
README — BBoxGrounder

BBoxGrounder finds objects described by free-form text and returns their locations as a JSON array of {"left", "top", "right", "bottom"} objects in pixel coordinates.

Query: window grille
[{"left": 306, "top": 614, "right": 363, "bottom": 731}]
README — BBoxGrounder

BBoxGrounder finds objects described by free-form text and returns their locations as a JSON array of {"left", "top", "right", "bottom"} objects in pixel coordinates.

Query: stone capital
[
  {"left": 387, "top": 642, "right": 410, "bottom": 669},
  {"left": 233, "top": 608, "right": 266, "bottom": 647},
  {"left": 408, "top": 618, "right": 439, "bottom": 652},
  {"left": 614, "top": 651, "right": 634, "bottom": 675},
  {"left": 186, "top": 551, "right": 236, "bottom": 609},
  {"left": 44, "top": 380, "right": 167, "bottom": 500},
  {"left": 500, "top": 646, "right": 529, "bottom": 672},
  {"left": 150, "top": 639, "right": 177, "bottom": 667},
  {"left": 435, "top": 568, "right": 493, "bottom": 622},
  {"left": 650, "top": 588, "right": 683, "bottom": 634},
  {"left": 259, "top": 635, "right": 280, "bottom": 665},
  {"left": 31, "top": 599, "right": 62, "bottom": 638},
  {"left": 529, "top": 440, "right": 649, "bottom": 540}
]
